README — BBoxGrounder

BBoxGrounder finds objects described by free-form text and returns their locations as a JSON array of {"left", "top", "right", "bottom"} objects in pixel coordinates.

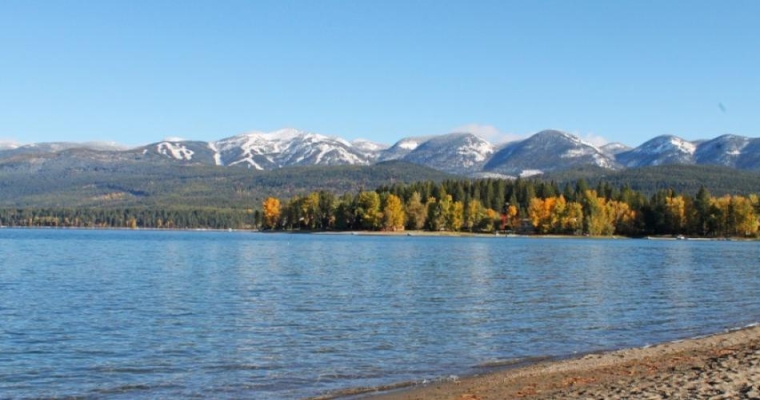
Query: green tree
[
  {"left": 334, "top": 193, "right": 357, "bottom": 230},
  {"left": 316, "top": 191, "right": 336, "bottom": 230},
  {"left": 694, "top": 186, "right": 712, "bottom": 236},
  {"left": 357, "top": 191, "right": 382, "bottom": 230},
  {"left": 426, "top": 197, "right": 444, "bottom": 231}
]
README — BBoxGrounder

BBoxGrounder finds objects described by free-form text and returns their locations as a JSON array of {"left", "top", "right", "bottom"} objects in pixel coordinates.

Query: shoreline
[
  {"left": 313, "top": 324, "right": 760, "bottom": 400},
  {"left": 3, "top": 226, "right": 756, "bottom": 241}
]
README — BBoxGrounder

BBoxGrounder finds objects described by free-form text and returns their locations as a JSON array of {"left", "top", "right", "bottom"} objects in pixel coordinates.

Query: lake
[{"left": 1, "top": 229, "right": 759, "bottom": 399}]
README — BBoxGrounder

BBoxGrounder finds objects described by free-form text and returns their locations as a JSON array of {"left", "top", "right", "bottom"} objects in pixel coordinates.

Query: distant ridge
[{"left": 2, "top": 129, "right": 759, "bottom": 177}]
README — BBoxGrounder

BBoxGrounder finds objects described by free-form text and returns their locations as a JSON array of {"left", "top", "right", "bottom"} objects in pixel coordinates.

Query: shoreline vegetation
[
  {"left": 2, "top": 178, "right": 758, "bottom": 238},
  {"left": 315, "top": 325, "right": 760, "bottom": 400}
]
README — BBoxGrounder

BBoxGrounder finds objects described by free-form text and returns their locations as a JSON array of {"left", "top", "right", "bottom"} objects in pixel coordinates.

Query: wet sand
[{"left": 364, "top": 325, "right": 760, "bottom": 400}]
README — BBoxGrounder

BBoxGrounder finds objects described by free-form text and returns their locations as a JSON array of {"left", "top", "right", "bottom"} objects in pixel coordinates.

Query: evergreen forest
[{"left": 2, "top": 178, "right": 758, "bottom": 238}]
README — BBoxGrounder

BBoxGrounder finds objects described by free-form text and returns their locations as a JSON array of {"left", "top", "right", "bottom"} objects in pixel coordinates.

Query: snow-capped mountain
[
  {"left": 3, "top": 129, "right": 760, "bottom": 176},
  {"left": 0, "top": 141, "right": 20, "bottom": 150},
  {"left": 377, "top": 136, "right": 434, "bottom": 162},
  {"left": 350, "top": 139, "right": 388, "bottom": 154},
  {"left": 616, "top": 135, "right": 697, "bottom": 167},
  {"left": 483, "top": 130, "right": 618, "bottom": 176},
  {"left": 130, "top": 140, "right": 217, "bottom": 164},
  {"left": 214, "top": 129, "right": 374, "bottom": 169},
  {"left": 601, "top": 142, "right": 632, "bottom": 156},
  {"left": 694, "top": 134, "right": 751, "bottom": 167},
  {"left": 135, "top": 131, "right": 497, "bottom": 175},
  {"left": 610, "top": 134, "right": 760, "bottom": 172},
  {"left": 394, "top": 132, "right": 494, "bottom": 175},
  {"left": 735, "top": 138, "right": 760, "bottom": 171},
  {"left": 139, "top": 129, "right": 377, "bottom": 170},
  {"left": 0, "top": 141, "right": 129, "bottom": 156}
]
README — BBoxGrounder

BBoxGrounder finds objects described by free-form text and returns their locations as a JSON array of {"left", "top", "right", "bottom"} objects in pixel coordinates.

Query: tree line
[
  {"left": 261, "top": 179, "right": 760, "bottom": 237},
  {"left": 0, "top": 208, "right": 258, "bottom": 230},
  {"left": 1, "top": 178, "right": 758, "bottom": 237}
]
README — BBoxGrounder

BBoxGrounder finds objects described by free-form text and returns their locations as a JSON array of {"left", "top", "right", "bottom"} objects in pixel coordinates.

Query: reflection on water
[{"left": 1, "top": 230, "right": 759, "bottom": 399}]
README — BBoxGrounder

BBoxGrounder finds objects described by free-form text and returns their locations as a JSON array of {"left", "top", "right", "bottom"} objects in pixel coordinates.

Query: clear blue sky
[{"left": 1, "top": 0, "right": 758, "bottom": 147}]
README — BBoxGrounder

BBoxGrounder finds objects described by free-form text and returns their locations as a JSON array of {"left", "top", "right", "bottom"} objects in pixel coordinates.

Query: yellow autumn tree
[
  {"left": 607, "top": 200, "right": 636, "bottom": 235},
  {"left": 750, "top": 194, "right": 760, "bottom": 212},
  {"left": 665, "top": 195, "right": 687, "bottom": 233},
  {"left": 463, "top": 199, "right": 483, "bottom": 232},
  {"left": 584, "top": 190, "right": 614, "bottom": 236},
  {"left": 449, "top": 200, "right": 464, "bottom": 231},
  {"left": 731, "top": 195, "right": 759, "bottom": 237},
  {"left": 711, "top": 195, "right": 732, "bottom": 236},
  {"left": 382, "top": 194, "right": 406, "bottom": 231},
  {"left": 506, "top": 204, "right": 519, "bottom": 230},
  {"left": 300, "top": 192, "right": 320, "bottom": 229},
  {"left": 262, "top": 197, "right": 281, "bottom": 229},
  {"left": 528, "top": 197, "right": 553, "bottom": 234},
  {"left": 549, "top": 195, "right": 567, "bottom": 232},
  {"left": 435, "top": 194, "right": 453, "bottom": 231},
  {"left": 404, "top": 192, "right": 427, "bottom": 230},
  {"left": 481, "top": 208, "right": 499, "bottom": 232},
  {"left": 561, "top": 201, "right": 584, "bottom": 234}
]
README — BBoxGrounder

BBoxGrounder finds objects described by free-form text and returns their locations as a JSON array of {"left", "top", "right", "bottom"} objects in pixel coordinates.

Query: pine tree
[{"left": 694, "top": 186, "right": 712, "bottom": 236}]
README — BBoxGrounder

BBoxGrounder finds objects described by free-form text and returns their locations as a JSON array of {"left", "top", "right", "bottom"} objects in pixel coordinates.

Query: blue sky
[{"left": 1, "top": 0, "right": 758, "bottom": 147}]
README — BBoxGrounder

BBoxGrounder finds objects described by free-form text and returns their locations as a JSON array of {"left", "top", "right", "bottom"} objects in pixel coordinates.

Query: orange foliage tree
[{"left": 262, "top": 197, "right": 281, "bottom": 229}]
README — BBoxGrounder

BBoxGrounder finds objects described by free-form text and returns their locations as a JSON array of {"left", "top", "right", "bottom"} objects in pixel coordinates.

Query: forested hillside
[
  {"left": 2, "top": 155, "right": 759, "bottom": 236},
  {"left": 0, "top": 161, "right": 451, "bottom": 208},
  {"left": 543, "top": 164, "right": 760, "bottom": 196}
]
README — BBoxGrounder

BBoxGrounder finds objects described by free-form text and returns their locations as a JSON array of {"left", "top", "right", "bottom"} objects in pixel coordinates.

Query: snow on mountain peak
[
  {"left": 615, "top": 135, "right": 698, "bottom": 168},
  {"left": 209, "top": 128, "right": 375, "bottom": 169},
  {"left": 483, "top": 129, "right": 619, "bottom": 174},
  {"left": 351, "top": 139, "right": 388, "bottom": 152},
  {"left": 6, "top": 128, "right": 760, "bottom": 176},
  {"left": 0, "top": 141, "right": 21, "bottom": 150},
  {"left": 262, "top": 128, "right": 304, "bottom": 141},
  {"left": 397, "top": 138, "right": 425, "bottom": 150},
  {"left": 601, "top": 142, "right": 631, "bottom": 155},
  {"left": 454, "top": 134, "right": 494, "bottom": 164},
  {"left": 157, "top": 142, "right": 194, "bottom": 161},
  {"left": 668, "top": 136, "right": 696, "bottom": 154},
  {"left": 398, "top": 141, "right": 418, "bottom": 150},
  {"left": 640, "top": 135, "right": 696, "bottom": 155},
  {"left": 394, "top": 133, "right": 495, "bottom": 174}
]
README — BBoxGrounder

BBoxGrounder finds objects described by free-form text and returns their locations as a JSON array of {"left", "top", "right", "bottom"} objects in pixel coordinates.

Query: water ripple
[{"left": 1, "top": 230, "right": 759, "bottom": 399}]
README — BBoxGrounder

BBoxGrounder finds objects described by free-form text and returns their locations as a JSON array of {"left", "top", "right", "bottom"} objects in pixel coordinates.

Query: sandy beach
[{"left": 362, "top": 325, "right": 760, "bottom": 400}]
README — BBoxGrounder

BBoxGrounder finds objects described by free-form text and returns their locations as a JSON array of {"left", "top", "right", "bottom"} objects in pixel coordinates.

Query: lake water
[{"left": 1, "top": 229, "right": 759, "bottom": 399}]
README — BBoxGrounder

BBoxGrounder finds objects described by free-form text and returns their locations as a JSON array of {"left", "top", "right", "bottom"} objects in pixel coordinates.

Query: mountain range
[{"left": 2, "top": 128, "right": 760, "bottom": 177}]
